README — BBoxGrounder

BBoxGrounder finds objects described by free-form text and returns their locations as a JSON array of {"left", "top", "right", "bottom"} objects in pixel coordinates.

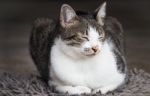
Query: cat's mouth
[
  {"left": 83, "top": 50, "right": 100, "bottom": 56},
  {"left": 86, "top": 53, "right": 96, "bottom": 56}
]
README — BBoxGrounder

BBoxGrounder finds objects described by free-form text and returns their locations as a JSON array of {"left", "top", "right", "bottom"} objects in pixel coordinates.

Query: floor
[{"left": 0, "top": 0, "right": 150, "bottom": 75}]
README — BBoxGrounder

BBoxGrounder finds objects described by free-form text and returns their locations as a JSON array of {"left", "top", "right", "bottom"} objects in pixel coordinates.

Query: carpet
[{"left": 0, "top": 69, "right": 150, "bottom": 96}]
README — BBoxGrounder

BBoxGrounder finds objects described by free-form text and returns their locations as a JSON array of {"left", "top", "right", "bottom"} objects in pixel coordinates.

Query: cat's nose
[{"left": 92, "top": 46, "right": 98, "bottom": 53}]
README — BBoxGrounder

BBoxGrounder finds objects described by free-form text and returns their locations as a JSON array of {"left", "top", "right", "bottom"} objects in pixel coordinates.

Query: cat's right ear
[
  {"left": 95, "top": 2, "right": 106, "bottom": 26},
  {"left": 60, "top": 4, "right": 78, "bottom": 28}
]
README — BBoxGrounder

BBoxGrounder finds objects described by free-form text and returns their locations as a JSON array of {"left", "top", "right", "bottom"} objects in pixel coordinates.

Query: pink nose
[{"left": 92, "top": 46, "right": 98, "bottom": 53}]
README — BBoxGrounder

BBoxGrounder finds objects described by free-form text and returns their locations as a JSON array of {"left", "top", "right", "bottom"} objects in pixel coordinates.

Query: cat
[{"left": 29, "top": 2, "right": 128, "bottom": 95}]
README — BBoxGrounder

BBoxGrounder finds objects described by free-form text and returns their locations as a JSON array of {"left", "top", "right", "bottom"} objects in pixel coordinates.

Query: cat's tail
[{"left": 29, "top": 18, "right": 57, "bottom": 84}]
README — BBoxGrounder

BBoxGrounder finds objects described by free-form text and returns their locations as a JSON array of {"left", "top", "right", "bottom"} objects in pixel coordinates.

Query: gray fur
[{"left": 29, "top": 18, "right": 57, "bottom": 83}]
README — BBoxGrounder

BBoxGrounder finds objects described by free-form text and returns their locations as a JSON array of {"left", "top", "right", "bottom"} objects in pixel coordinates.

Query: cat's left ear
[
  {"left": 95, "top": 2, "right": 106, "bottom": 26},
  {"left": 60, "top": 4, "right": 78, "bottom": 28}
]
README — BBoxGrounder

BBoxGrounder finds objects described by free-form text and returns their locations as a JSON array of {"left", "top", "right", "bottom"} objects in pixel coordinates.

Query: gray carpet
[{"left": 0, "top": 69, "right": 150, "bottom": 96}]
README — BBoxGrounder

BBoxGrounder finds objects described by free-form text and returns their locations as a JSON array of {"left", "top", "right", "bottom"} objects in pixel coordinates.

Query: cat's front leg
[
  {"left": 55, "top": 85, "right": 91, "bottom": 95},
  {"left": 92, "top": 84, "right": 118, "bottom": 94}
]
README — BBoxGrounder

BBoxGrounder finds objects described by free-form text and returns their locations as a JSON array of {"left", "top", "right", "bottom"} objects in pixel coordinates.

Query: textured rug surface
[{"left": 0, "top": 69, "right": 150, "bottom": 96}]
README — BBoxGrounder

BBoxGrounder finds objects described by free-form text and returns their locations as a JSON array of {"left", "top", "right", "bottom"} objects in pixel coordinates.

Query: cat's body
[{"left": 30, "top": 2, "right": 128, "bottom": 95}]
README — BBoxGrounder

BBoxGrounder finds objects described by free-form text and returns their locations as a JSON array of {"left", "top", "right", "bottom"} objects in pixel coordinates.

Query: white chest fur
[{"left": 50, "top": 39, "right": 125, "bottom": 90}]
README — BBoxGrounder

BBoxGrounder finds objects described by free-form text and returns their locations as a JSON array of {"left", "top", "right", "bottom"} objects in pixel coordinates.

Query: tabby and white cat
[{"left": 30, "top": 2, "right": 128, "bottom": 95}]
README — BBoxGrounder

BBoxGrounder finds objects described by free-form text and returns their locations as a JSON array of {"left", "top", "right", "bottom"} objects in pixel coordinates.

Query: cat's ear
[
  {"left": 60, "top": 4, "right": 78, "bottom": 28},
  {"left": 95, "top": 2, "right": 106, "bottom": 26}
]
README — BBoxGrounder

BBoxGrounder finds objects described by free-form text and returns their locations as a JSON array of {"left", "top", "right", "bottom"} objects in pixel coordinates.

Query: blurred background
[{"left": 0, "top": 0, "right": 150, "bottom": 75}]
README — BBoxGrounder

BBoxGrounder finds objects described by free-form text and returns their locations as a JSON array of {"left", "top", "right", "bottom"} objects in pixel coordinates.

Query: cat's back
[
  {"left": 104, "top": 17, "right": 125, "bottom": 54},
  {"left": 29, "top": 18, "right": 57, "bottom": 82}
]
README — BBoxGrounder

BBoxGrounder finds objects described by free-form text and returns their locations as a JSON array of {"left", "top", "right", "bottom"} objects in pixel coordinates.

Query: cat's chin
[{"left": 85, "top": 53, "right": 98, "bottom": 57}]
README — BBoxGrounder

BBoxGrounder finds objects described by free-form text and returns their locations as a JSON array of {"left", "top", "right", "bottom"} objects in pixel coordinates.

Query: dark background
[{"left": 0, "top": 0, "right": 150, "bottom": 75}]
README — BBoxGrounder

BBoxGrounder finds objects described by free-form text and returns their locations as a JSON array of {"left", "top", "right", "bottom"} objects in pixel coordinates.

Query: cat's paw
[
  {"left": 92, "top": 87, "right": 107, "bottom": 94},
  {"left": 92, "top": 85, "right": 117, "bottom": 94},
  {"left": 74, "top": 86, "right": 91, "bottom": 94},
  {"left": 56, "top": 85, "right": 91, "bottom": 95}
]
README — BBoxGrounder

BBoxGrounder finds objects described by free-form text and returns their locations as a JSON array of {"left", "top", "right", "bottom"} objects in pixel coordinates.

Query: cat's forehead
[
  {"left": 68, "top": 17, "right": 103, "bottom": 33},
  {"left": 86, "top": 19, "right": 103, "bottom": 30}
]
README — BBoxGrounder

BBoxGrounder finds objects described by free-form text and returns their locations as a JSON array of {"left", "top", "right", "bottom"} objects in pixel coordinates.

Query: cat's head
[{"left": 57, "top": 2, "right": 107, "bottom": 58}]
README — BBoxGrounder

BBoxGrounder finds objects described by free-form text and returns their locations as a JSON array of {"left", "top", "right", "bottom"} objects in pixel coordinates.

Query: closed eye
[
  {"left": 98, "top": 36, "right": 104, "bottom": 40},
  {"left": 64, "top": 35, "right": 76, "bottom": 40},
  {"left": 82, "top": 36, "right": 89, "bottom": 41}
]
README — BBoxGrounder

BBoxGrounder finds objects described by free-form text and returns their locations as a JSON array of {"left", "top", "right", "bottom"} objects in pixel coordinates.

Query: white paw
[
  {"left": 92, "top": 88, "right": 108, "bottom": 94},
  {"left": 74, "top": 86, "right": 91, "bottom": 94},
  {"left": 92, "top": 85, "right": 117, "bottom": 94},
  {"left": 56, "top": 86, "right": 91, "bottom": 95}
]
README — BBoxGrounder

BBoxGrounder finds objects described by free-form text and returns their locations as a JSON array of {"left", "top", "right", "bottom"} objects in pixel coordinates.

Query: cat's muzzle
[{"left": 83, "top": 46, "right": 100, "bottom": 56}]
